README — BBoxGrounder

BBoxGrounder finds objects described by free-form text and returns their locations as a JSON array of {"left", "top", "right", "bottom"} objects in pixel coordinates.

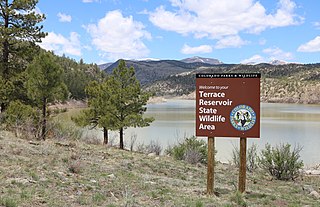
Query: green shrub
[
  {"left": 0, "top": 197, "right": 18, "bottom": 207},
  {"left": 4, "top": 100, "right": 37, "bottom": 126},
  {"left": 48, "top": 120, "right": 83, "bottom": 140},
  {"left": 92, "top": 192, "right": 106, "bottom": 204},
  {"left": 195, "top": 200, "right": 204, "bottom": 207},
  {"left": 231, "top": 143, "right": 259, "bottom": 172},
  {"left": 165, "top": 136, "right": 208, "bottom": 164},
  {"left": 230, "top": 191, "right": 247, "bottom": 207},
  {"left": 259, "top": 143, "right": 303, "bottom": 180},
  {"left": 136, "top": 141, "right": 162, "bottom": 155},
  {"left": 2, "top": 100, "right": 40, "bottom": 138}
]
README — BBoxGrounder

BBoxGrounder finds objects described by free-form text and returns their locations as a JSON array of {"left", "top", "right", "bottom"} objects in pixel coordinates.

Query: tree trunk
[
  {"left": 2, "top": 0, "right": 10, "bottom": 79},
  {"left": 0, "top": 1, "right": 10, "bottom": 111},
  {"left": 41, "top": 98, "right": 47, "bottom": 140},
  {"left": 103, "top": 127, "right": 108, "bottom": 145},
  {"left": 0, "top": 103, "right": 5, "bottom": 113},
  {"left": 119, "top": 127, "right": 124, "bottom": 149},
  {"left": 2, "top": 40, "right": 9, "bottom": 78}
]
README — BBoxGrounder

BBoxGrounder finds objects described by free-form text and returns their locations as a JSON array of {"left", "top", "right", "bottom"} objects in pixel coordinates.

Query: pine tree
[
  {"left": 0, "top": 0, "right": 46, "bottom": 111},
  {"left": 72, "top": 80, "right": 116, "bottom": 145},
  {"left": 109, "top": 60, "right": 154, "bottom": 149},
  {"left": 72, "top": 60, "right": 154, "bottom": 149},
  {"left": 26, "top": 52, "right": 68, "bottom": 140}
]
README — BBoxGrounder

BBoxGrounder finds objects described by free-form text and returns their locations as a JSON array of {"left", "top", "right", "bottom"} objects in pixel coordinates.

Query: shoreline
[
  {"left": 148, "top": 95, "right": 320, "bottom": 106},
  {"left": 49, "top": 96, "right": 320, "bottom": 108}
]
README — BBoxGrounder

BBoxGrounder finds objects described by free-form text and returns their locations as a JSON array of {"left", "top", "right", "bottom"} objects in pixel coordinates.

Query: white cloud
[
  {"left": 297, "top": 36, "right": 320, "bottom": 52},
  {"left": 85, "top": 10, "right": 151, "bottom": 61},
  {"left": 149, "top": 0, "right": 302, "bottom": 39},
  {"left": 241, "top": 55, "right": 265, "bottom": 64},
  {"left": 215, "top": 35, "right": 249, "bottom": 49},
  {"left": 263, "top": 47, "right": 293, "bottom": 60},
  {"left": 241, "top": 46, "right": 294, "bottom": 64},
  {"left": 181, "top": 44, "right": 212, "bottom": 54},
  {"left": 313, "top": 22, "right": 320, "bottom": 29},
  {"left": 57, "top": 12, "right": 72, "bottom": 22},
  {"left": 39, "top": 32, "right": 82, "bottom": 56}
]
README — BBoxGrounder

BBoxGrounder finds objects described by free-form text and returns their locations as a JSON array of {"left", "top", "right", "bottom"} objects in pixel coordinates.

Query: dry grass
[{"left": 0, "top": 130, "right": 319, "bottom": 207}]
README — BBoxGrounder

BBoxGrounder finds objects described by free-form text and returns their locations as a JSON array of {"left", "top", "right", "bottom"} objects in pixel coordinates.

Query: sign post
[
  {"left": 207, "top": 137, "right": 215, "bottom": 195},
  {"left": 239, "top": 137, "right": 247, "bottom": 193},
  {"left": 196, "top": 73, "right": 260, "bottom": 194}
]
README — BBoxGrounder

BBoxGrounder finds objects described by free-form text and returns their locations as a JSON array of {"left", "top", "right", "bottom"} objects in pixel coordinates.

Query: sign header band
[{"left": 196, "top": 73, "right": 261, "bottom": 78}]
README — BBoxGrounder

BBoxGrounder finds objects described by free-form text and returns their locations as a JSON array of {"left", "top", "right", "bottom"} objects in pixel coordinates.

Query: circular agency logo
[{"left": 230, "top": 105, "right": 256, "bottom": 131}]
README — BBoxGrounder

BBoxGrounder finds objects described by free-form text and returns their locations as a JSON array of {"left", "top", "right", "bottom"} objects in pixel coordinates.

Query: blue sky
[{"left": 37, "top": 0, "right": 320, "bottom": 64}]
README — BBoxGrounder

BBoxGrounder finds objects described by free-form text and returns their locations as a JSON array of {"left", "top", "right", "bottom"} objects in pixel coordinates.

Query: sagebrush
[
  {"left": 259, "top": 143, "right": 303, "bottom": 180},
  {"left": 231, "top": 143, "right": 259, "bottom": 172},
  {"left": 165, "top": 136, "right": 208, "bottom": 164}
]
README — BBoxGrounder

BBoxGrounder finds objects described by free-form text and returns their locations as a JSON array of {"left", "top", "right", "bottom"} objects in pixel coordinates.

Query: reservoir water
[
  {"left": 65, "top": 100, "right": 320, "bottom": 166},
  {"left": 127, "top": 100, "right": 320, "bottom": 166}
]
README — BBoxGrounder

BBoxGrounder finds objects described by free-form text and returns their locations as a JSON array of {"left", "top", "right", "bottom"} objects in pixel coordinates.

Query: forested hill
[
  {"left": 143, "top": 63, "right": 320, "bottom": 104},
  {"left": 53, "top": 55, "right": 105, "bottom": 100}
]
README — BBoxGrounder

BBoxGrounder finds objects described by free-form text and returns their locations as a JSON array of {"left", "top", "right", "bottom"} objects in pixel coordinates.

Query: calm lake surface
[{"left": 64, "top": 100, "right": 320, "bottom": 166}]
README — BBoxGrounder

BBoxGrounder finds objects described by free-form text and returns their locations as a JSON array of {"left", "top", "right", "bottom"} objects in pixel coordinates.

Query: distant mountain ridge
[
  {"left": 97, "top": 57, "right": 320, "bottom": 104},
  {"left": 98, "top": 62, "right": 113, "bottom": 70},
  {"left": 99, "top": 56, "right": 291, "bottom": 73},
  {"left": 101, "top": 57, "right": 221, "bottom": 85}
]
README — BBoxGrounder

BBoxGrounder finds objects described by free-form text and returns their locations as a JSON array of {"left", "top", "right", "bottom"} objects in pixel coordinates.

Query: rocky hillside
[
  {"left": 144, "top": 63, "right": 320, "bottom": 104},
  {"left": 0, "top": 131, "right": 319, "bottom": 206},
  {"left": 99, "top": 57, "right": 320, "bottom": 104},
  {"left": 101, "top": 58, "right": 223, "bottom": 85}
]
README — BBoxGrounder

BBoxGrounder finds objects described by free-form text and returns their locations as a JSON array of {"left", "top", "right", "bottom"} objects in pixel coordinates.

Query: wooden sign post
[
  {"left": 196, "top": 73, "right": 260, "bottom": 194},
  {"left": 207, "top": 137, "right": 215, "bottom": 195},
  {"left": 239, "top": 137, "right": 247, "bottom": 193}
]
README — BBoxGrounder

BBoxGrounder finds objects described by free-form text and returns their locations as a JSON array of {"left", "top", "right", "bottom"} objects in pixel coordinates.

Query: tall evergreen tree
[
  {"left": 109, "top": 60, "right": 154, "bottom": 149},
  {"left": 72, "top": 60, "right": 153, "bottom": 149},
  {"left": 0, "top": 0, "right": 46, "bottom": 111},
  {"left": 26, "top": 52, "right": 67, "bottom": 140},
  {"left": 72, "top": 80, "right": 116, "bottom": 145}
]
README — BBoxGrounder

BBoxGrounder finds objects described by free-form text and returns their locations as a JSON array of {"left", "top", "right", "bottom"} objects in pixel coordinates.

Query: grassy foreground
[{"left": 0, "top": 131, "right": 319, "bottom": 207}]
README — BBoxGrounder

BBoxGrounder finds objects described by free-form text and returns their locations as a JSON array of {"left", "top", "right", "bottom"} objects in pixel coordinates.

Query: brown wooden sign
[{"left": 196, "top": 73, "right": 260, "bottom": 138}]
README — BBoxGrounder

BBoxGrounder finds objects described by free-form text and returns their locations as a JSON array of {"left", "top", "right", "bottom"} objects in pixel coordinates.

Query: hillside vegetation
[
  {"left": 1, "top": 131, "right": 320, "bottom": 207},
  {"left": 55, "top": 56, "right": 106, "bottom": 100},
  {"left": 144, "top": 63, "right": 320, "bottom": 104}
]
